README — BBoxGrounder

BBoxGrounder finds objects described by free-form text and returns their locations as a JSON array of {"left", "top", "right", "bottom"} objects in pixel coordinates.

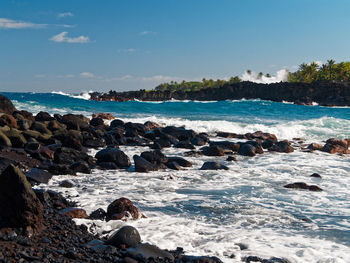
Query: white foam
[
  {"left": 241, "top": 69, "right": 289, "bottom": 84},
  {"left": 51, "top": 90, "right": 92, "bottom": 100},
  {"left": 37, "top": 144, "right": 350, "bottom": 263}
]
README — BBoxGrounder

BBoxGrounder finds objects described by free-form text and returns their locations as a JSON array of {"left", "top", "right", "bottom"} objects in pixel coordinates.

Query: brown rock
[
  {"left": 325, "top": 138, "right": 348, "bottom": 148},
  {"left": 321, "top": 143, "right": 349, "bottom": 154},
  {"left": 92, "top": 113, "right": 115, "bottom": 120},
  {"left": 59, "top": 207, "right": 88, "bottom": 219},
  {"left": 0, "top": 164, "right": 44, "bottom": 232},
  {"left": 307, "top": 143, "right": 323, "bottom": 151},
  {"left": 0, "top": 94, "right": 16, "bottom": 114},
  {"left": 283, "top": 182, "right": 323, "bottom": 191},
  {"left": 0, "top": 114, "right": 18, "bottom": 128},
  {"left": 107, "top": 198, "right": 140, "bottom": 220}
]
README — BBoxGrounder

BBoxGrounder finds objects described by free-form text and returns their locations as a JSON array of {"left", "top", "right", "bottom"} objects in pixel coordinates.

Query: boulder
[
  {"left": 98, "top": 162, "right": 119, "bottom": 170},
  {"left": 167, "top": 157, "right": 192, "bottom": 167},
  {"left": 110, "top": 119, "right": 125, "bottom": 128},
  {"left": 17, "top": 119, "right": 32, "bottom": 130},
  {"left": 144, "top": 121, "right": 161, "bottom": 130},
  {"left": 106, "top": 226, "right": 141, "bottom": 248},
  {"left": 162, "top": 126, "right": 196, "bottom": 141},
  {"left": 89, "top": 208, "right": 107, "bottom": 220},
  {"left": 310, "top": 173, "right": 321, "bottom": 178},
  {"left": 180, "top": 255, "right": 223, "bottom": 263},
  {"left": 35, "top": 111, "right": 54, "bottom": 122},
  {"left": 92, "top": 113, "right": 115, "bottom": 120},
  {"left": 202, "top": 145, "right": 225, "bottom": 156},
  {"left": 200, "top": 162, "right": 229, "bottom": 170},
  {"left": 269, "top": 141, "right": 294, "bottom": 153},
  {"left": 283, "top": 182, "right": 323, "bottom": 191},
  {"left": 61, "top": 114, "right": 90, "bottom": 131},
  {"left": 59, "top": 179, "right": 75, "bottom": 188},
  {"left": 90, "top": 117, "right": 105, "bottom": 127},
  {"left": 69, "top": 161, "right": 91, "bottom": 174},
  {"left": 126, "top": 243, "right": 174, "bottom": 261},
  {"left": 25, "top": 168, "right": 52, "bottom": 184},
  {"left": 175, "top": 141, "right": 196, "bottom": 149},
  {"left": 95, "top": 148, "right": 131, "bottom": 168},
  {"left": 4, "top": 129, "right": 27, "bottom": 148},
  {"left": 166, "top": 161, "right": 182, "bottom": 170},
  {"left": 0, "top": 164, "right": 43, "bottom": 232},
  {"left": 0, "top": 94, "right": 16, "bottom": 114},
  {"left": 321, "top": 143, "right": 349, "bottom": 154},
  {"left": 238, "top": 143, "right": 256, "bottom": 156},
  {"left": 133, "top": 155, "right": 158, "bottom": 172},
  {"left": 140, "top": 150, "right": 168, "bottom": 164},
  {"left": 30, "top": 121, "right": 52, "bottom": 135},
  {"left": 326, "top": 138, "right": 348, "bottom": 148},
  {"left": 307, "top": 143, "right": 323, "bottom": 151},
  {"left": 107, "top": 197, "right": 141, "bottom": 220},
  {"left": 0, "top": 130, "right": 12, "bottom": 147},
  {"left": 59, "top": 207, "right": 88, "bottom": 219},
  {"left": 0, "top": 114, "right": 18, "bottom": 128},
  {"left": 84, "top": 137, "right": 106, "bottom": 148},
  {"left": 226, "top": 156, "right": 237, "bottom": 161},
  {"left": 210, "top": 141, "right": 240, "bottom": 151}
]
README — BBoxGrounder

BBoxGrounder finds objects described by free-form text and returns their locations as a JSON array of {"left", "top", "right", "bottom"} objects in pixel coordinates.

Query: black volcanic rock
[{"left": 0, "top": 94, "right": 16, "bottom": 114}]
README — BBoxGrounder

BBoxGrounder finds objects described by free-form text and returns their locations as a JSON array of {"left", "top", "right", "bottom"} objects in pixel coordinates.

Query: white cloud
[
  {"left": 0, "top": 18, "right": 46, "bottom": 29},
  {"left": 80, "top": 72, "right": 95, "bottom": 78},
  {"left": 50, "top": 31, "right": 90, "bottom": 43},
  {"left": 118, "top": 48, "right": 136, "bottom": 53},
  {"left": 57, "top": 12, "right": 74, "bottom": 18},
  {"left": 139, "top": 30, "right": 157, "bottom": 36}
]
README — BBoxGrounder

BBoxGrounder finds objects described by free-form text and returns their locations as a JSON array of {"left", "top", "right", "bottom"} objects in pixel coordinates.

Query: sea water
[{"left": 3, "top": 92, "right": 350, "bottom": 263}]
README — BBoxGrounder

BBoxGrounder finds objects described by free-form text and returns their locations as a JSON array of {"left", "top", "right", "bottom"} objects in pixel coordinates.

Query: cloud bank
[{"left": 0, "top": 18, "right": 46, "bottom": 29}]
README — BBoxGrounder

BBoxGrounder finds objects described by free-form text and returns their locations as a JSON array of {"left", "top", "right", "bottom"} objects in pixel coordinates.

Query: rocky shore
[
  {"left": 89, "top": 81, "right": 350, "bottom": 106},
  {"left": 0, "top": 93, "right": 347, "bottom": 262}
]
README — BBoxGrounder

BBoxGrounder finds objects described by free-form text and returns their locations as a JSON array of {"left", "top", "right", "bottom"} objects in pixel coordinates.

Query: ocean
[{"left": 4, "top": 91, "right": 350, "bottom": 263}]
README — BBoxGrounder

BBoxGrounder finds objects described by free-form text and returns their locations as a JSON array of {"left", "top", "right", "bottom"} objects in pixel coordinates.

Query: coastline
[
  {"left": 0, "top": 93, "right": 349, "bottom": 262},
  {"left": 89, "top": 81, "right": 350, "bottom": 107}
]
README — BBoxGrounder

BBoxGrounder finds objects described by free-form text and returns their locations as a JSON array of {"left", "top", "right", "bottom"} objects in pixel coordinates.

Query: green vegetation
[
  {"left": 155, "top": 76, "right": 241, "bottom": 92},
  {"left": 288, "top": 60, "right": 350, "bottom": 82}
]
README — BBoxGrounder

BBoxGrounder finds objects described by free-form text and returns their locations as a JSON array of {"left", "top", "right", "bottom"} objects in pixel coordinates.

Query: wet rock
[
  {"left": 210, "top": 141, "right": 240, "bottom": 151},
  {"left": 154, "top": 138, "right": 172, "bottom": 148},
  {"left": 238, "top": 143, "right": 256, "bottom": 156},
  {"left": 190, "top": 137, "right": 207, "bottom": 146},
  {"left": 216, "top": 131, "right": 243, "bottom": 139},
  {"left": 140, "top": 150, "right": 168, "bottom": 165},
  {"left": 95, "top": 148, "right": 131, "bottom": 168},
  {"left": 167, "top": 161, "right": 182, "bottom": 170},
  {"left": 69, "top": 161, "right": 91, "bottom": 174},
  {"left": 133, "top": 155, "right": 158, "bottom": 172},
  {"left": 59, "top": 179, "right": 75, "bottom": 188},
  {"left": 144, "top": 121, "right": 161, "bottom": 130},
  {"left": 202, "top": 145, "right": 225, "bottom": 156},
  {"left": 0, "top": 114, "right": 18, "bottom": 128},
  {"left": 269, "top": 140, "right": 294, "bottom": 153},
  {"left": 3, "top": 129, "right": 27, "bottom": 148},
  {"left": 89, "top": 208, "right": 107, "bottom": 220},
  {"left": 243, "top": 256, "right": 291, "bottom": 263},
  {"left": 59, "top": 207, "right": 88, "bottom": 219},
  {"left": 106, "top": 226, "right": 141, "bottom": 248},
  {"left": 162, "top": 126, "right": 196, "bottom": 141},
  {"left": 17, "top": 119, "right": 32, "bottom": 130},
  {"left": 107, "top": 197, "right": 141, "bottom": 220},
  {"left": 98, "top": 161, "right": 119, "bottom": 170},
  {"left": 310, "top": 173, "right": 321, "bottom": 178},
  {"left": 261, "top": 139, "right": 274, "bottom": 149},
  {"left": 90, "top": 117, "right": 105, "bottom": 127},
  {"left": 307, "top": 143, "right": 323, "bottom": 151},
  {"left": 283, "top": 182, "right": 323, "bottom": 191},
  {"left": 61, "top": 114, "right": 90, "bottom": 131},
  {"left": 110, "top": 119, "right": 125, "bottom": 128},
  {"left": 226, "top": 156, "right": 237, "bottom": 161},
  {"left": 175, "top": 141, "right": 196, "bottom": 149},
  {"left": 326, "top": 138, "right": 348, "bottom": 148},
  {"left": 92, "top": 112, "right": 115, "bottom": 120},
  {"left": 0, "top": 130, "right": 12, "bottom": 147},
  {"left": 0, "top": 94, "right": 17, "bottom": 114},
  {"left": 30, "top": 121, "right": 52, "bottom": 135},
  {"left": 127, "top": 243, "right": 174, "bottom": 261},
  {"left": 167, "top": 157, "right": 192, "bottom": 167},
  {"left": 0, "top": 164, "right": 43, "bottom": 232},
  {"left": 200, "top": 162, "right": 229, "bottom": 170},
  {"left": 321, "top": 143, "right": 349, "bottom": 154},
  {"left": 35, "top": 111, "right": 54, "bottom": 122},
  {"left": 183, "top": 150, "right": 203, "bottom": 157},
  {"left": 179, "top": 255, "right": 223, "bottom": 263},
  {"left": 248, "top": 131, "right": 278, "bottom": 143},
  {"left": 26, "top": 168, "right": 52, "bottom": 184},
  {"left": 84, "top": 137, "right": 106, "bottom": 148}
]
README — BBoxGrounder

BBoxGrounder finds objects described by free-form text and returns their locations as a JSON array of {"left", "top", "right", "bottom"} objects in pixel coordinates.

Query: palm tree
[{"left": 327, "top": 59, "right": 336, "bottom": 81}]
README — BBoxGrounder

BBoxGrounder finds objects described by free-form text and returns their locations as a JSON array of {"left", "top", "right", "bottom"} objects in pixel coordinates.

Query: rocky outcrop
[
  {"left": 106, "top": 198, "right": 142, "bottom": 220},
  {"left": 0, "top": 94, "right": 17, "bottom": 114},
  {"left": 89, "top": 81, "right": 350, "bottom": 107}
]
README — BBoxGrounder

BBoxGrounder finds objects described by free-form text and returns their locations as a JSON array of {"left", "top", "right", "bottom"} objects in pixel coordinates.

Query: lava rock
[
  {"left": 26, "top": 168, "right": 53, "bottom": 184},
  {"left": 0, "top": 94, "right": 17, "bottom": 114},
  {"left": 200, "top": 162, "right": 229, "bottom": 170},
  {"left": 133, "top": 155, "right": 158, "bottom": 172},
  {"left": 106, "top": 226, "right": 141, "bottom": 248},
  {"left": 269, "top": 140, "right": 294, "bottom": 153},
  {"left": 69, "top": 161, "right": 91, "bottom": 174},
  {"left": 89, "top": 208, "right": 107, "bottom": 220},
  {"left": 107, "top": 197, "right": 141, "bottom": 220},
  {"left": 283, "top": 182, "right": 323, "bottom": 191},
  {"left": 59, "top": 179, "right": 75, "bottom": 188},
  {"left": 166, "top": 161, "right": 182, "bottom": 170},
  {"left": 127, "top": 243, "right": 174, "bottom": 261},
  {"left": 202, "top": 145, "right": 225, "bottom": 156},
  {"left": 310, "top": 173, "right": 321, "bottom": 178},
  {"left": 95, "top": 148, "right": 131, "bottom": 168},
  {"left": 167, "top": 157, "right": 192, "bottom": 167},
  {"left": 59, "top": 207, "right": 88, "bottom": 219},
  {"left": 238, "top": 143, "right": 256, "bottom": 156},
  {"left": 140, "top": 150, "right": 168, "bottom": 164}
]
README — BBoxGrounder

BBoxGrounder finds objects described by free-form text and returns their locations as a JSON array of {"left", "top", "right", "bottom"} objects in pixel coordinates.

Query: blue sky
[{"left": 1, "top": 0, "right": 349, "bottom": 93}]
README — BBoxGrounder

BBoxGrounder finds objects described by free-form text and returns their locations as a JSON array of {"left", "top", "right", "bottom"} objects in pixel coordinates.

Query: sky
[{"left": 1, "top": 0, "right": 350, "bottom": 93}]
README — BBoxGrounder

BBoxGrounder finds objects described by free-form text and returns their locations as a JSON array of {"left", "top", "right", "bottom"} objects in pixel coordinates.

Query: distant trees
[{"left": 288, "top": 59, "right": 350, "bottom": 82}]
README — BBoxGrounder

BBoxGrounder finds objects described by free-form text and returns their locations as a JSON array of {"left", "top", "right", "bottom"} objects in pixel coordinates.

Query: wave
[{"left": 51, "top": 90, "right": 92, "bottom": 100}]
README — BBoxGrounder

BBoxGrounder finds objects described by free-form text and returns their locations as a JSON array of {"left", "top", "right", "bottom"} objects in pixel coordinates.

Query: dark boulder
[
  {"left": 110, "top": 119, "right": 125, "bottom": 128},
  {"left": 243, "top": 256, "right": 291, "bottom": 263},
  {"left": 59, "top": 179, "right": 75, "bottom": 188},
  {"left": 35, "top": 111, "right": 54, "bottom": 122},
  {"left": 326, "top": 138, "right": 348, "bottom": 148},
  {"left": 238, "top": 143, "right": 256, "bottom": 157},
  {"left": 98, "top": 162, "right": 119, "bottom": 170},
  {"left": 321, "top": 143, "right": 349, "bottom": 154},
  {"left": 26, "top": 168, "right": 53, "bottom": 184},
  {"left": 0, "top": 164, "right": 44, "bottom": 232},
  {"left": 140, "top": 150, "right": 168, "bottom": 164},
  {"left": 210, "top": 141, "right": 240, "bottom": 151},
  {"left": 190, "top": 137, "right": 207, "bottom": 146},
  {"left": 226, "top": 156, "right": 237, "bottom": 161},
  {"left": 283, "top": 182, "right": 323, "bottom": 191},
  {"left": 200, "top": 162, "right": 229, "bottom": 170},
  {"left": 167, "top": 157, "right": 192, "bottom": 167},
  {"left": 106, "top": 226, "right": 141, "bottom": 248},
  {"left": 89, "top": 208, "right": 107, "bottom": 220},
  {"left": 307, "top": 143, "right": 323, "bottom": 151},
  {"left": 0, "top": 114, "right": 18, "bottom": 128},
  {"left": 90, "top": 117, "right": 105, "bottom": 127},
  {"left": 69, "top": 161, "right": 91, "bottom": 174},
  {"left": 269, "top": 141, "right": 294, "bottom": 153},
  {"left": 133, "top": 155, "right": 158, "bottom": 172},
  {"left": 180, "top": 255, "right": 223, "bottom": 263},
  {"left": 0, "top": 130, "right": 12, "bottom": 147},
  {"left": 59, "top": 207, "right": 88, "bottom": 219},
  {"left": 175, "top": 141, "right": 196, "bottom": 149},
  {"left": 126, "top": 243, "right": 174, "bottom": 261},
  {"left": 166, "top": 161, "right": 182, "bottom": 170},
  {"left": 95, "top": 148, "right": 131, "bottom": 168},
  {"left": 0, "top": 94, "right": 16, "bottom": 114},
  {"left": 30, "top": 121, "right": 52, "bottom": 135},
  {"left": 162, "top": 126, "right": 196, "bottom": 141},
  {"left": 107, "top": 197, "right": 141, "bottom": 220},
  {"left": 202, "top": 145, "right": 225, "bottom": 156},
  {"left": 61, "top": 114, "right": 90, "bottom": 131},
  {"left": 4, "top": 129, "right": 27, "bottom": 148},
  {"left": 310, "top": 173, "right": 321, "bottom": 178},
  {"left": 83, "top": 137, "right": 106, "bottom": 148}
]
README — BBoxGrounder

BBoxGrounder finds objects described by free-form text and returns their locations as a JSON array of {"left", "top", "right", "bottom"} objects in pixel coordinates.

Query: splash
[
  {"left": 51, "top": 90, "right": 92, "bottom": 100},
  {"left": 241, "top": 69, "right": 289, "bottom": 84}
]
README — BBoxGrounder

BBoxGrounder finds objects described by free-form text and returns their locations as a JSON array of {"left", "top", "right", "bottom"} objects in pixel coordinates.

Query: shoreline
[
  {"left": 0, "top": 93, "right": 349, "bottom": 262},
  {"left": 89, "top": 81, "right": 350, "bottom": 107}
]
